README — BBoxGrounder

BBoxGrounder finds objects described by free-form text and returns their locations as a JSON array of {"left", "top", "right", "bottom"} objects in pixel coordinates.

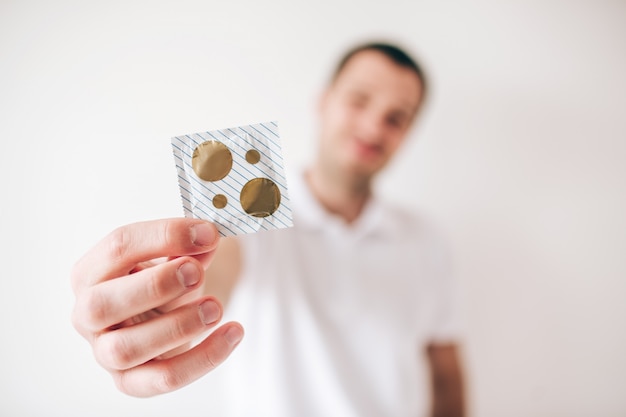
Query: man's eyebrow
[
  {"left": 347, "top": 89, "right": 368, "bottom": 97},
  {"left": 345, "top": 84, "right": 370, "bottom": 94},
  {"left": 345, "top": 83, "right": 418, "bottom": 115}
]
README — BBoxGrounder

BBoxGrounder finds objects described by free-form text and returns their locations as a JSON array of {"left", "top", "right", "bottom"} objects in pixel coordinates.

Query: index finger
[{"left": 72, "top": 218, "right": 219, "bottom": 292}]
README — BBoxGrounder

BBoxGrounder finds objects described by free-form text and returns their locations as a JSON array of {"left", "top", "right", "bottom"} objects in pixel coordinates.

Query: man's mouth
[{"left": 352, "top": 137, "right": 383, "bottom": 160}]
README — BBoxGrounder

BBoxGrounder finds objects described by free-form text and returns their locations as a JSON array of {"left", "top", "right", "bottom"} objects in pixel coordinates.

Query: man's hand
[{"left": 71, "top": 218, "right": 244, "bottom": 397}]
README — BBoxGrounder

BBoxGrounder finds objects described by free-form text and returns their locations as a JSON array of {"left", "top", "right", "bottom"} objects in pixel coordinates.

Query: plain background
[{"left": 1, "top": 1, "right": 625, "bottom": 416}]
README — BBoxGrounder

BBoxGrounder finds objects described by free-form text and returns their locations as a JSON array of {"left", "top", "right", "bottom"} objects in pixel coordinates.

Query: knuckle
[
  {"left": 199, "top": 346, "right": 219, "bottom": 371},
  {"left": 153, "top": 368, "right": 185, "bottom": 394},
  {"left": 111, "top": 371, "right": 143, "bottom": 397},
  {"left": 76, "top": 288, "right": 108, "bottom": 331},
  {"left": 166, "top": 313, "right": 196, "bottom": 342},
  {"left": 108, "top": 226, "right": 131, "bottom": 263},
  {"left": 111, "top": 371, "right": 132, "bottom": 395},
  {"left": 96, "top": 333, "right": 134, "bottom": 370},
  {"left": 163, "top": 219, "right": 190, "bottom": 251},
  {"left": 145, "top": 269, "right": 169, "bottom": 302},
  {"left": 163, "top": 220, "right": 178, "bottom": 249}
]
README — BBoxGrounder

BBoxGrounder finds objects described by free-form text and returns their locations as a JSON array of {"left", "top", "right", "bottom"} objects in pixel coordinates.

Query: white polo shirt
[{"left": 217, "top": 172, "right": 460, "bottom": 417}]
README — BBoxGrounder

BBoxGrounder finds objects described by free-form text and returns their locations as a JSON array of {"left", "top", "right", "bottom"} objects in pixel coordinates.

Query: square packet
[{"left": 171, "top": 121, "right": 293, "bottom": 237}]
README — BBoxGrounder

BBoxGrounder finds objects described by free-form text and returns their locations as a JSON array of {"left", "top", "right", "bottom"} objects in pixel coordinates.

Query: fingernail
[
  {"left": 190, "top": 222, "right": 217, "bottom": 246},
  {"left": 224, "top": 325, "right": 244, "bottom": 347},
  {"left": 177, "top": 262, "right": 200, "bottom": 288},
  {"left": 198, "top": 300, "right": 220, "bottom": 325}
]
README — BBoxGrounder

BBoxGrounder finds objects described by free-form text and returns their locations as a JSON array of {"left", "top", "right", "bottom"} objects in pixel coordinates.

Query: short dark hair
[{"left": 331, "top": 42, "right": 428, "bottom": 104}]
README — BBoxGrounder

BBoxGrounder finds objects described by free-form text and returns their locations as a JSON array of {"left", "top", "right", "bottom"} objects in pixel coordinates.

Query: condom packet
[{"left": 171, "top": 121, "right": 293, "bottom": 237}]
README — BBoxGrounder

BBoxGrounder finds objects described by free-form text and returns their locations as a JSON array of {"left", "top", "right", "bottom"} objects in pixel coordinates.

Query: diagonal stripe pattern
[{"left": 171, "top": 121, "right": 294, "bottom": 237}]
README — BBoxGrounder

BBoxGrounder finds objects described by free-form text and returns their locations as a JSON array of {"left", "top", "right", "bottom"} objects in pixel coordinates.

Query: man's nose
[{"left": 357, "top": 111, "right": 386, "bottom": 142}]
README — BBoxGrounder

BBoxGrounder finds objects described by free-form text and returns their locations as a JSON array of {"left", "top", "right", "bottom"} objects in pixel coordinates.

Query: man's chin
[{"left": 344, "top": 160, "right": 384, "bottom": 179}]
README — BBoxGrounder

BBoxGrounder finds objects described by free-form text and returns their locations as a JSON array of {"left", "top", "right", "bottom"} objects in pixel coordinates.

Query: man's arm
[{"left": 426, "top": 343, "right": 466, "bottom": 417}]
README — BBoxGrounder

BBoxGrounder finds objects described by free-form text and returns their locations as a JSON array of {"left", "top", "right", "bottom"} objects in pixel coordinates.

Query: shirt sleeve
[{"left": 423, "top": 224, "right": 464, "bottom": 344}]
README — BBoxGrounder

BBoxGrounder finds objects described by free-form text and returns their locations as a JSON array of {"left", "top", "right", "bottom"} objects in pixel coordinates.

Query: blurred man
[{"left": 72, "top": 42, "right": 465, "bottom": 417}]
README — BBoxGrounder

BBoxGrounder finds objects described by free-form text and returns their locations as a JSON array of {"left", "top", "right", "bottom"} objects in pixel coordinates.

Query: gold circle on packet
[
  {"left": 212, "top": 194, "right": 228, "bottom": 209},
  {"left": 245, "top": 149, "right": 261, "bottom": 164},
  {"left": 240, "top": 178, "right": 281, "bottom": 218},
  {"left": 192, "top": 141, "right": 233, "bottom": 182}
]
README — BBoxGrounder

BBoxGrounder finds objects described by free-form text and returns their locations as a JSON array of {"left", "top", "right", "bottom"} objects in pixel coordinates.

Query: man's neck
[{"left": 305, "top": 163, "right": 372, "bottom": 224}]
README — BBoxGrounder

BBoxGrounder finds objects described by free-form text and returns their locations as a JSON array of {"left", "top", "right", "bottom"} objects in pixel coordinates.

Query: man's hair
[{"left": 331, "top": 42, "right": 428, "bottom": 103}]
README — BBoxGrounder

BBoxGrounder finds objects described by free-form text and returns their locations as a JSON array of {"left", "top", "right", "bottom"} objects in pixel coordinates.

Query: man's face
[{"left": 317, "top": 50, "right": 423, "bottom": 179}]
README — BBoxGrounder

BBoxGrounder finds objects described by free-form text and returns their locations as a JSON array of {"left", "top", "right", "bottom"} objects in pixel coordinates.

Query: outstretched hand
[{"left": 71, "top": 218, "right": 243, "bottom": 397}]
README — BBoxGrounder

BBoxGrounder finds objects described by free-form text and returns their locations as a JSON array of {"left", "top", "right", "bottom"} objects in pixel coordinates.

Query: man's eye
[
  {"left": 386, "top": 115, "right": 404, "bottom": 128},
  {"left": 348, "top": 94, "right": 367, "bottom": 108}
]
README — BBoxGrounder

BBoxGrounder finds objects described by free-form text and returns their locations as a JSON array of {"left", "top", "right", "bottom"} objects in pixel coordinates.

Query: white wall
[{"left": 1, "top": 1, "right": 624, "bottom": 416}]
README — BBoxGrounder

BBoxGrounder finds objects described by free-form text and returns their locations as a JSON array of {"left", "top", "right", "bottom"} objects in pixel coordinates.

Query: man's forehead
[{"left": 333, "top": 50, "right": 423, "bottom": 110}]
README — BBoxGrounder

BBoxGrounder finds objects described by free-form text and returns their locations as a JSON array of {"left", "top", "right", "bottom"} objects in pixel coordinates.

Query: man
[{"left": 71, "top": 42, "right": 465, "bottom": 417}]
